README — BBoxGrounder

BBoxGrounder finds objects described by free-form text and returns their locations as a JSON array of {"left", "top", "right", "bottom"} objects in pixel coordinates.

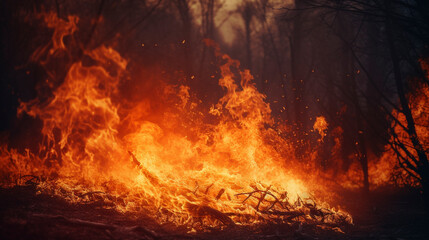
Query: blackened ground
[{"left": 0, "top": 185, "right": 428, "bottom": 240}]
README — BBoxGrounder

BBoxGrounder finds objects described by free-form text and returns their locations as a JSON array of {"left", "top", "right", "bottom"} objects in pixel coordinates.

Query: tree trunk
[
  {"left": 175, "top": 0, "right": 194, "bottom": 85},
  {"left": 241, "top": 1, "right": 253, "bottom": 71},
  {"left": 290, "top": 2, "right": 305, "bottom": 130}
]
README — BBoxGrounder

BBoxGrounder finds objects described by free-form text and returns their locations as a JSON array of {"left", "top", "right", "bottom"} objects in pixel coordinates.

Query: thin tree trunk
[
  {"left": 175, "top": 0, "right": 194, "bottom": 85},
  {"left": 244, "top": 12, "right": 252, "bottom": 71},
  {"left": 290, "top": 9, "right": 304, "bottom": 129}
]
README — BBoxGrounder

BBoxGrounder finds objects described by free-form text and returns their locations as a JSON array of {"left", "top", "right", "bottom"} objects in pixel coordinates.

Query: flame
[
  {"left": 30, "top": 11, "right": 79, "bottom": 63},
  {"left": 365, "top": 58, "right": 429, "bottom": 189},
  {"left": 1, "top": 12, "right": 352, "bottom": 230},
  {"left": 337, "top": 59, "right": 429, "bottom": 190},
  {"left": 377, "top": 59, "right": 429, "bottom": 188},
  {"left": 313, "top": 116, "right": 328, "bottom": 141}
]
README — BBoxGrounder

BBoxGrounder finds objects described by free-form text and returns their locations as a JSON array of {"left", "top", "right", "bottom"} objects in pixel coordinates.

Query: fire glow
[{"left": 0, "top": 12, "right": 357, "bottom": 231}]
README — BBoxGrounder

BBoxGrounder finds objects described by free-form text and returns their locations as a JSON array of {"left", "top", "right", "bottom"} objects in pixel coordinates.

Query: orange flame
[
  {"left": 313, "top": 116, "right": 328, "bottom": 141},
  {"left": 1, "top": 13, "right": 352, "bottom": 229}
]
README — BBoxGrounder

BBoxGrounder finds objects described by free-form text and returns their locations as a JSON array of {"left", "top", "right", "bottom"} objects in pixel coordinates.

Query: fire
[
  {"left": 1, "top": 12, "right": 351, "bottom": 230},
  {"left": 336, "top": 60, "right": 429, "bottom": 190},
  {"left": 313, "top": 116, "right": 328, "bottom": 141},
  {"left": 377, "top": 60, "right": 429, "bottom": 188}
]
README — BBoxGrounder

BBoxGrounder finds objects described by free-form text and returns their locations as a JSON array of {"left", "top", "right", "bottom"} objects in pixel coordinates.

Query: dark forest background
[{"left": 1, "top": 0, "right": 428, "bottom": 207}]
